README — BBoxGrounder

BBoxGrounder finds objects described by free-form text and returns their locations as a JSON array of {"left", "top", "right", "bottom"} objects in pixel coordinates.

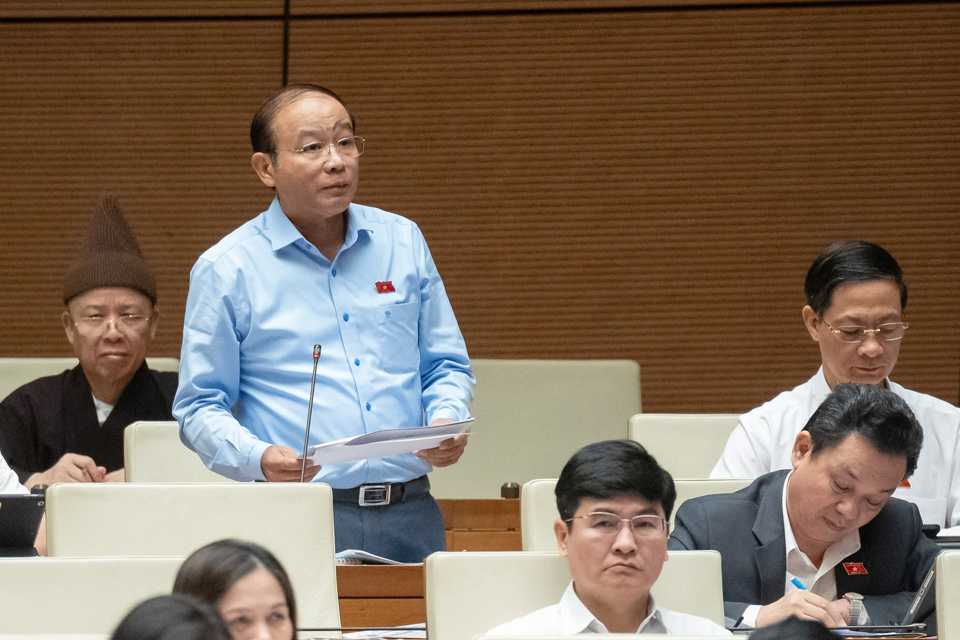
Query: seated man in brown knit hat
[{"left": 0, "top": 195, "right": 177, "bottom": 489}]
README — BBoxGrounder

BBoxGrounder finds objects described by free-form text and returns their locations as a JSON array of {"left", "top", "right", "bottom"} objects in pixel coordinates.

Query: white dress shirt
[
  {"left": 485, "top": 582, "right": 731, "bottom": 636},
  {"left": 0, "top": 453, "right": 27, "bottom": 494},
  {"left": 711, "top": 368, "right": 960, "bottom": 531}
]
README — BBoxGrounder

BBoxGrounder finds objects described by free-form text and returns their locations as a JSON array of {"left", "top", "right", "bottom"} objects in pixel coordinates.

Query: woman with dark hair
[
  {"left": 173, "top": 539, "right": 296, "bottom": 640},
  {"left": 111, "top": 594, "right": 232, "bottom": 640}
]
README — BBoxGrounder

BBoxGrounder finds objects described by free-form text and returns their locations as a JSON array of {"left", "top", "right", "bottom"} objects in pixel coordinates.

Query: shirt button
[
  {"left": 332, "top": 269, "right": 337, "bottom": 277},
  {"left": 354, "top": 359, "right": 360, "bottom": 366},
  {"left": 343, "top": 313, "right": 349, "bottom": 322},
  {"left": 365, "top": 402, "right": 371, "bottom": 411}
]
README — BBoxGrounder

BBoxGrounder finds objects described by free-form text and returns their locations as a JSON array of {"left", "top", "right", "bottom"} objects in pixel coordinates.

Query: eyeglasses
[
  {"left": 289, "top": 136, "right": 364, "bottom": 160},
  {"left": 72, "top": 314, "right": 150, "bottom": 336},
  {"left": 565, "top": 512, "right": 669, "bottom": 539},
  {"left": 823, "top": 321, "right": 908, "bottom": 344}
]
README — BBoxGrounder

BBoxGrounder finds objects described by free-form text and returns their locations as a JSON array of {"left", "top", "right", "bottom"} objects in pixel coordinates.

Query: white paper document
[{"left": 305, "top": 418, "right": 474, "bottom": 465}]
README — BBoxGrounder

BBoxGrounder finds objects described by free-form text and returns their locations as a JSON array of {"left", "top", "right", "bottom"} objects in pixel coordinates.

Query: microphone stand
[{"left": 301, "top": 344, "right": 321, "bottom": 482}]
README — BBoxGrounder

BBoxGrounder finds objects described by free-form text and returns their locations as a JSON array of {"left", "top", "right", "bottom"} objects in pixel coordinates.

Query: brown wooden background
[{"left": 1, "top": 1, "right": 957, "bottom": 414}]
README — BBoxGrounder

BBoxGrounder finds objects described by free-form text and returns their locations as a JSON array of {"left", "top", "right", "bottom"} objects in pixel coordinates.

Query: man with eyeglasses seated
[
  {"left": 711, "top": 240, "right": 960, "bottom": 533},
  {"left": 486, "top": 440, "right": 730, "bottom": 636},
  {"left": 673, "top": 384, "right": 940, "bottom": 629},
  {"left": 175, "top": 84, "right": 473, "bottom": 563},
  {"left": 0, "top": 195, "right": 176, "bottom": 490}
]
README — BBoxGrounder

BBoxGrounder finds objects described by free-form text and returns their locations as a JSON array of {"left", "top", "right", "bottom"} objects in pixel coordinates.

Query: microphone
[{"left": 300, "top": 344, "right": 322, "bottom": 482}]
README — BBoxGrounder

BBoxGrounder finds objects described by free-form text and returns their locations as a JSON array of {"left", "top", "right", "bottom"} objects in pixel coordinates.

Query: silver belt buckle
[{"left": 358, "top": 484, "right": 391, "bottom": 506}]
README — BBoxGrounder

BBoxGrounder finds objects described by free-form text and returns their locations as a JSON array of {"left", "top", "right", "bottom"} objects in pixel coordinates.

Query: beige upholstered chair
[
  {"left": 430, "top": 359, "right": 641, "bottom": 498},
  {"left": 0, "top": 556, "right": 182, "bottom": 634},
  {"left": 425, "top": 550, "right": 723, "bottom": 640},
  {"left": 521, "top": 477, "right": 752, "bottom": 551},
  {"left": 124, "top": 420, "right": 230, "bottom": 482},
  {"left": 938, "top": 550, "right": 960, "bottom": 640},
  {"left": 44, "top": 482, "right": 339, "bottom": 630},
  {"left": 628, "top": 413, "right": 740, "bottom": 478},
  {"left": 0, "top": 357, "right": 178, "bottom": 401}
]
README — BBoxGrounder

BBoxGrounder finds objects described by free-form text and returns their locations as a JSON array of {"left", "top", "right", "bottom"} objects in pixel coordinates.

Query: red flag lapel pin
[
  {"left": 843, "top": 562, "right": 868, "bottom": 576},
  {"left": 375, "top": 281, "right": 395, "bottom": 294}
]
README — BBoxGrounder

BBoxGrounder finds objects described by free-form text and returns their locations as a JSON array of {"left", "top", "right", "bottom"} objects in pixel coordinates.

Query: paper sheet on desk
[{"left": 305, "top": 418, "right": 474, "bottom": 465}]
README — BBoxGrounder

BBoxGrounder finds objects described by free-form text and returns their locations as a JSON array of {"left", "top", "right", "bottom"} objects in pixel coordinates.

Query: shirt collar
[
  {"left": 262, "top": 198, "right": 372, "bottom": 253},
  {"left": 559, "top": 582, "right": 661, "bottom": 634}
]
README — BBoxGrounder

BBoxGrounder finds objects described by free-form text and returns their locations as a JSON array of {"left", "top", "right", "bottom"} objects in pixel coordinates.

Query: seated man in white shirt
[
  {"left": 487, "top": 440, "right": 730, "bottom": 636},
  {"left": 711, "top": 240, "right": 960, "bottom": 532}
]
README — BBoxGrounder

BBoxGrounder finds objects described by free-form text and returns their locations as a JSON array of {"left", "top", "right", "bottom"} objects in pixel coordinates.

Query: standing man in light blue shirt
[{"left": 174, "top": 84, "right": 475, "bottom": 562}]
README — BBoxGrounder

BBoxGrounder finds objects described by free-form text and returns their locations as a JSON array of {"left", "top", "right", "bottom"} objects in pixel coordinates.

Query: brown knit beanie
[{"left": 62, "top": 195, "right": 157, "bottom": 305}]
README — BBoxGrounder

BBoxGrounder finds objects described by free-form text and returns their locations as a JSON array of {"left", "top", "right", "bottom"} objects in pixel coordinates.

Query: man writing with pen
[
  {"left": 174, "top": 84, "right": 474, "bottom": 562},
  {"left": 669, "top": 383, "right": 940, "bottom": 628}
]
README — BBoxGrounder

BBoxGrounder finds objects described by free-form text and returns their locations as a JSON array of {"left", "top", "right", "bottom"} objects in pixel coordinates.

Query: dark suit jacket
[{"left": 668, "top": 470, "right": 940, "bottom": 624}]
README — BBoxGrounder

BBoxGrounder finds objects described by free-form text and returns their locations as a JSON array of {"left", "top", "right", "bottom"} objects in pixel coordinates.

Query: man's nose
[
  {"left": 611, "top": 523, "right": 638, "bottom": 552},
  {"left": 836, "top": 498, "right": 860, "bottom": 522},
  {"left": 857, "top": 332, "right": 884, "bottom": 357}
]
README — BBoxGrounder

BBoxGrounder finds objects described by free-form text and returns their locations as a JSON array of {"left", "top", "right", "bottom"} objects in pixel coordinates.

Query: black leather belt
[{"left": 332, "top": 475, "right": 430, "bottom": 507}]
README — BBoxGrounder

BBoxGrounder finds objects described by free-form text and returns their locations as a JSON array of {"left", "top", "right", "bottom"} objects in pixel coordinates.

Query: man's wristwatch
[{"left": 843, "top": 592, "right": 864, "bottom": 624}]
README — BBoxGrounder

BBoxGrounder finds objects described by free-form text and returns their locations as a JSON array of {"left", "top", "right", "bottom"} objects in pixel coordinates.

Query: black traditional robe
[{"left": 0, "top": 362, "right": 177, "bottom": 483}]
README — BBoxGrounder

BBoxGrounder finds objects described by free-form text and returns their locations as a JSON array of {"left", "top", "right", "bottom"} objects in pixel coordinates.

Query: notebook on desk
[{"left": 0, "top": 494, "right": 44, "bottom": 557}]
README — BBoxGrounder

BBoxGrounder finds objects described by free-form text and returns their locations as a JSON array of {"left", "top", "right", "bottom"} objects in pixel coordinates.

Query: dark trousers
[{"left": 333, "top": 485, "right": 447, "bottom": 563}]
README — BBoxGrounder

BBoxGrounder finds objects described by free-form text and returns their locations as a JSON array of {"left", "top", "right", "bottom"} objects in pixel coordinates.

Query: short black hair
[
  {"left": 110, "top": 594, "right": 231, "bottom": 640},
  {"left": 250, "top": 83, "right": 356, "bottom": 158},
  {"left": 555, "top": 440, "right": 677, "bottom": 525},
  {"left": 804, "top": 240, "right": 907, "bottom": 316},
  {"left": 803, "top": 383, "right": 923, "bottom": 478}
]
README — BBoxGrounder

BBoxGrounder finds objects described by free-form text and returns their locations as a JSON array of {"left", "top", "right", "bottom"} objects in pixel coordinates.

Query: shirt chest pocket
[{"left": 376, "top": 301, "right": 420, "bottom": 374}]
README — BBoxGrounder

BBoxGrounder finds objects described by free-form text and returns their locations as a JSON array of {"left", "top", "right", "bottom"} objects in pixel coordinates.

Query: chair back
[
  {"left": 430, "top": 359, "right": 640, "bottom": 498},
  {"left": 0, "top": 357, "right": 178, "bottom": 401},
  {"left": 0, "top": 556, "right": 182, "bottom": 634},
  {"left": 629, "top": 413, "right": 740, "bottom": 478},
  {"left": 45, "top": 482, "right": 339, "bottom": 629},
  {"left": 938, "top": 550, "right": 960, "bottom": 640},
  {"left": 425, "top": 550, "right": 723, "bottom": 640},
  {"left": 520, "top": 478, "right": 560, "bottom": 552},
  {"left": 521, "top": 477, "right": 752, "bottom": 551},
  {"left": 124, "top": 421, "right": 230, "bottom": 482}
]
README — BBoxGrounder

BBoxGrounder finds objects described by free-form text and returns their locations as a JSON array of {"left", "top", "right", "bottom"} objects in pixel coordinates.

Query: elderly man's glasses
[
  {"left": 290, "top": 136, "right": 364, "bottom": 159},
  {"left": 565, "top": 512, "right": 669, "bottom": 539},
  {"left": 72, "top": 314, "right": 150, "bottom": 336},
  {"left": 823, "top": 321, "right": 908, "bottom": 344}
]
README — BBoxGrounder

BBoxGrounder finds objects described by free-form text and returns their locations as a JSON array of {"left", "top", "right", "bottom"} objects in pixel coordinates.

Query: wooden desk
[
  {"left": 336, "top": 498, "right": 520, "bottom": 627},
  {"left": 438, "top": 498, "right": 521, "bottom": 551},
  {"left": 337, "top": 564, "right": 425, "bottom": 627}
]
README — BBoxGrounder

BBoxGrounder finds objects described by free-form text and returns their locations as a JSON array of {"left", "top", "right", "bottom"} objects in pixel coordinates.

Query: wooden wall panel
[
  {"left": 0, "top": 2, "right": 283, "bottom": 19},
  {"left": 0, "top": 20, "right": 284, "bottom": 359},
  {"left": 287, "top": 3, "right": 960, "bottom": 412},
  {"left": 0, "top": 2, "right": 957, "bottom": 415}
]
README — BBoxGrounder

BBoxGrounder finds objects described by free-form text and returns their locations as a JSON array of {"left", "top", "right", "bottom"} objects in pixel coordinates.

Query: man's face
[
  {"left": 62, "top": 287, "right": 157, "bottom": 389},
  {"left": 555, "top": 494, "right": 669, "bottom": 614},
  {"left": 252, "top": 93, "right": 360, "bottom": 228},
  {"left": 802, "top": 279, "right": 903, "bottom": 387},
  {"left": 787, "top": 431, "right": 905, "bottom": 553}
]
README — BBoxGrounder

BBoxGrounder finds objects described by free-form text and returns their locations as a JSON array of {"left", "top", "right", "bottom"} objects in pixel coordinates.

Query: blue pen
[{"left": 791, "top": 577, "right": 807, "bottom": 590}]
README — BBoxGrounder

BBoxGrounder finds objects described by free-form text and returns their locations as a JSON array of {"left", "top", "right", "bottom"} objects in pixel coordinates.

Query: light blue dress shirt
[{"left": 174, "top": 199, "right": 474, "bottom": 487}]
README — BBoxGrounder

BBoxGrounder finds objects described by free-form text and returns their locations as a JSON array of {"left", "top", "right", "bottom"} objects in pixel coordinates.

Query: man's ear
[
  {"left": 791, "top": 430, "right": 813, "bottom": 469},
  {"left": 802, "top": 305, "right": 821, "bottom": 342},
  {"left": 147, "top": 307, "right": 159, "bottom": 341},
  {"left": 62, "top": 310, "right": 77, "bottom": 348},
  {"left": 554, "top": 519, "right": 569, "bottom": 558},
  {"left": 251, "top": 152, "right": 277, "bottom": 188}
]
